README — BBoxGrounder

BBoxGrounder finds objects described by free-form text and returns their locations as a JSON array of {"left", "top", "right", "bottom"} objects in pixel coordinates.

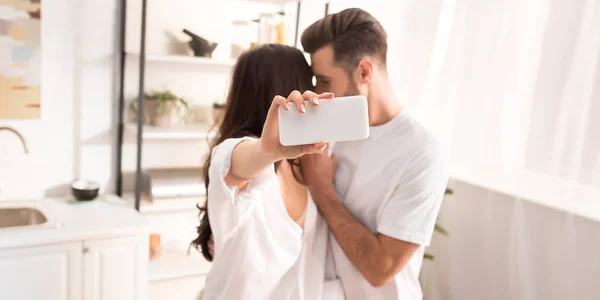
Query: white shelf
[
  {"left": 123, "top": 194, "right": 205, "bottom": 214},
  {"left": 149, "top": 249, "right": 211, "bottom": 282},
  {"left": 128, "top": 53, "right": 235, "bottom": 68},
  {"left": 125, "top": 123, "right": 217, "bottom": 140}
]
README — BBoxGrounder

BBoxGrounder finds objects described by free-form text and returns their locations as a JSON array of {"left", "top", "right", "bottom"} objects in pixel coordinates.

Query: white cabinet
[
  {"left": 0, "top": 242, "right": 83, "bottom": 300},
  {"left": 149, "top": 275, "right": 206, "bottom": 300},
  {"left": 83, "top": 236, "right": 148, "bottom": 300},
  {"left": 0, "top": 236, "right": 148, "bottom": 300}
]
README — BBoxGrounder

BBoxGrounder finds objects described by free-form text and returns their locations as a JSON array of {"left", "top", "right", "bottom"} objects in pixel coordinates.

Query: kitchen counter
[{"left": 0, "top": 195, "right": 150, "bottom": 249}]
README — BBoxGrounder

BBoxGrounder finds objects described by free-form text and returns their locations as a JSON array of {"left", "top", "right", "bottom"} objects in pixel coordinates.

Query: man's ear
[{"left": 356, "top": 58, "right": 374, "bottom": 84}]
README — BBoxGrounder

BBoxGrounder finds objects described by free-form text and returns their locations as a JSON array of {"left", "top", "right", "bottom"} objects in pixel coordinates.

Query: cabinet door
[
  {"left": 0, "top": 242, "right": 83, "bottom": 300},
  {"left": 149, "top": 275, "right": 206, "bottom": 300},
  {"left": 83, "top": 236, "right": 148, "bottom": 300}
]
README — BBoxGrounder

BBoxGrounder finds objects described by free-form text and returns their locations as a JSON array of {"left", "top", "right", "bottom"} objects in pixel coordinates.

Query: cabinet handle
[{"left": 83, "top": 247, "right": 89, "bottom": 254}]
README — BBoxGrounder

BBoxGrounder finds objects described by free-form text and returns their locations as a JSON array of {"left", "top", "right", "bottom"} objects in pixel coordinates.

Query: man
[{"left": 300, "top": 8, "right": 448, "bottom": 300}]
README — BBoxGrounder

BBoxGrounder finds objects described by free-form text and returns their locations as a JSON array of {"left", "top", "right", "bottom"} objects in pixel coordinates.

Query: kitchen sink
[{"left": 0, "top": 208, "right": 48, "bottom": 229}]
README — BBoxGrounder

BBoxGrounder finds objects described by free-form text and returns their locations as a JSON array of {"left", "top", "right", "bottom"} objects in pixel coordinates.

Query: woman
[{"left": 192, "top": 44, "right": 342, "bottom": 299}]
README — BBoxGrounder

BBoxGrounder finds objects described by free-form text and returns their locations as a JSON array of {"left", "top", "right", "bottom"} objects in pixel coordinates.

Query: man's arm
[
  {"left": 310, "top": 184, "right": 419, "bottom": 287},
  {"left": 301, "top": 152, "right": 420, "bottom": 287}
]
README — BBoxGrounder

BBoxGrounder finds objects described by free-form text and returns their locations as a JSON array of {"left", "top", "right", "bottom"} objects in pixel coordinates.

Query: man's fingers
[{"left": 288, "top": 90, "right": 306, "bottom": 113}]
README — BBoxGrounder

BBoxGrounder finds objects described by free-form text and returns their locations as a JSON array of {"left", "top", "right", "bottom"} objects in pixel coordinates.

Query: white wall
[
  {"left": 421, "top": 179, "right": 600, "bottom": 300},
  {"left": 1, "top": 0, "right": 76, "bottom": 200},
  {"left": 76, "top": 0, "right": 121, "bottom": 194},
  {"left": 0, "top": 0, "right": 120, "bottom": 201}
]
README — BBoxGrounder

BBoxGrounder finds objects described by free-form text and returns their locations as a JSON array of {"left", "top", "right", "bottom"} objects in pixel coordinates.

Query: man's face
[{"left": 310, "top": 45, "right": 359, "bottom": 97}]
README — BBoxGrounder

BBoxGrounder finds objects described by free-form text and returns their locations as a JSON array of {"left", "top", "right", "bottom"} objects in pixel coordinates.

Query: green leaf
[
  {"left": 434, "top": 223, "right": 449, "bottom": 236},
  {"left": 424, "top": 253, "right": 435, "bottom": 260}
]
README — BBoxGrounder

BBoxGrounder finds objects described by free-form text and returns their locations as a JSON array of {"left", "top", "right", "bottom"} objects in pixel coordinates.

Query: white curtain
[
  {"left": 395, "top": 0, "right": 600, "bottom": 213},
  {"left": 329, "top": 0, "right": 600, "bottom": 299}
]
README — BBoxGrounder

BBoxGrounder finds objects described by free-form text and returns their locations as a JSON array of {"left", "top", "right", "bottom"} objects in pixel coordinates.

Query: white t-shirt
[
  {"left": 330, "top": 112, "right": 448, "bottom": 300},
  {"left": 202, "top": 137, "right": 343, "bottom": 300}
]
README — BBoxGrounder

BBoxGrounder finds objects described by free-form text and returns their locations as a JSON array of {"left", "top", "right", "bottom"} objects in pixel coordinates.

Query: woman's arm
[
  {"left": 225, "top": 140, "right": 278, "bottom": 187},
  {"left": 224, "top": 90, "right": 334, "bottom": 187}
]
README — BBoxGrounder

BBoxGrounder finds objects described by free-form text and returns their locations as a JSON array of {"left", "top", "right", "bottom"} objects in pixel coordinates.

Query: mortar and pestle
[{"left": 182, "top": 29, "right": 218, "bottom": 58}]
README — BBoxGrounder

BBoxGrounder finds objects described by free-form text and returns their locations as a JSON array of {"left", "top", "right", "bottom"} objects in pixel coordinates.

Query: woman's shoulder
[
  {"left": 209, "top": 135, "right": 275, "bottom": 192},
  {"left": 212, "top": 136, "right": 257, "bottom": 157}
]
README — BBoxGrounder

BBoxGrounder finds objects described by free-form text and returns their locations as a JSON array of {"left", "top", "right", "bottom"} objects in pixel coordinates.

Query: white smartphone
[{"left": 278, "top": 95, "right": 370, "bottom": 146}]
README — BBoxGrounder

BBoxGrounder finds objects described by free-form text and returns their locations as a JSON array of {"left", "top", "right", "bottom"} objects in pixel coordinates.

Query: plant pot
[
  {"left": 146, "top": 100, "right": 184, "bottom": 128},
  {"left": 128, "top": 93, "right": 189, "bottom": 127}
]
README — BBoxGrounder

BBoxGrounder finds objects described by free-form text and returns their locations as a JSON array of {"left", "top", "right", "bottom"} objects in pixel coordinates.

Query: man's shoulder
[
  {"left": 384, "top": 115, "right": 442, "bottom": 161},
  {"left": 394, "top": 117, "right": 447, "bottom": 185}
]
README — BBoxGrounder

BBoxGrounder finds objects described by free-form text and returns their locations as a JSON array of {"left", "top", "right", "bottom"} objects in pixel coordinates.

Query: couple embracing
[{"left": 192, "top": 8, "right": 448, "bottom": 300}]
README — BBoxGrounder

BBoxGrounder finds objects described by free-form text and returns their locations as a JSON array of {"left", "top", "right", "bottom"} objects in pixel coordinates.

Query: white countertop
[{"left": 0, "top": 195, "right": 150, "bottom": 249}]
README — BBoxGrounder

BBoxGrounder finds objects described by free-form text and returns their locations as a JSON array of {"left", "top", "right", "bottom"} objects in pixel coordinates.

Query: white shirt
[
  {"left": 330, "top": 112, "right": 448, "bottom": 300},
  {"left": 202, "top": 137, "right": 343, "bottom": 300}
]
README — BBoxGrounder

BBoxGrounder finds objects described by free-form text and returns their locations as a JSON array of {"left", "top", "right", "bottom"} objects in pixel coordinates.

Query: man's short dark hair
[{"left": 301, "top": 8, "right": 387, "bottom": 74}]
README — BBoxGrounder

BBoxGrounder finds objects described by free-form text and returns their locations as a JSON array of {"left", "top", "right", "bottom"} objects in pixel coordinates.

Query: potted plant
[{"left": 129, "top": 90, "right": 189, "bottom": 127}]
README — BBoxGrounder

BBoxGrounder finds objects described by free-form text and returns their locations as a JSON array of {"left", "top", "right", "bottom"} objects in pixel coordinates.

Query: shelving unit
[{"left": 116, "top": 0, "right": 312, "bottom": 210}]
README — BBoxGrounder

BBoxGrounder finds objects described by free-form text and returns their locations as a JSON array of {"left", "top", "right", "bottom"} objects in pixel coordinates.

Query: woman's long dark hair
[{"left": 191, "top": 44, "right": 314, "bottom": 261}]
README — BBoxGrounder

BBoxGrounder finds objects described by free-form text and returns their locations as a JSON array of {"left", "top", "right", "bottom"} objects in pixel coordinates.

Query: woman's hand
[{"left": 260, "top": 90, "right": 334, "bottom": 160}]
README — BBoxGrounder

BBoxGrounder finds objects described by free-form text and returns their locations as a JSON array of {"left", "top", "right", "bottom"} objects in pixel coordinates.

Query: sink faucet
[{"left": 0, "top": 127, "right": 29, "bottom": 154}]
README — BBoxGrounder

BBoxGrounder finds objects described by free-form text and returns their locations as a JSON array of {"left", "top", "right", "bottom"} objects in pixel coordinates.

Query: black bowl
[{"left": 71, "top": 180, "right": 100, "bottom": 201}]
